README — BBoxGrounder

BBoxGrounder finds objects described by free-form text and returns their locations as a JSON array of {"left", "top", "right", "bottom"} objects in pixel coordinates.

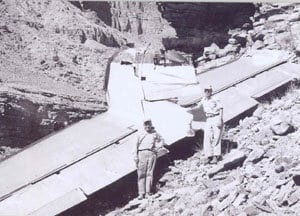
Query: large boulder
[
  {"left": 270, "top": 116, "right": 293, "bottom": 136},
  {"left": 252, "top": 40, "right": 265, "bottom": 50},
  {"left": 223, "top": 44, "right": 241, "bottom": 55},
  {"left": 203, "top": 43, "right": 221, "bottom": 60},
  {"left": 289, "top": 12, "right": 300, "bottom": 22},
  {"left": 267, "top": 14, "right": 289, "bottom": 22}
]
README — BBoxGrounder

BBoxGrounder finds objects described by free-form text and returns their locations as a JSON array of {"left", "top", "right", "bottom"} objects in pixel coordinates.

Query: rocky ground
[
  {"left": 0, "top": 1, "right": 300, "bottom": 214},
  {"left": 196, "top": 3, "right": 300, "bottom": 73},
  {"left": 107, "top": 86, "right": 300, "bottom": 216}
]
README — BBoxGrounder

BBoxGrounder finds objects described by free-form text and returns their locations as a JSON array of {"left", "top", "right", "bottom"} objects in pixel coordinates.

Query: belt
[
  {"left": 138, "top": 149, "right": 155, "bottom": 152},
  {"left": 206, "top": 113, "right": 219, "bottom": 118}
]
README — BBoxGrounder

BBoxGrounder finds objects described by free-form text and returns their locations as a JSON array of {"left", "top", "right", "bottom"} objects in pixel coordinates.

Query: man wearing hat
[
  {"left": 196, "top": 85, "right": 224, "bottom": 164},
  {"left": 135, "top": 119, "right": 164, "bottom": 199}
]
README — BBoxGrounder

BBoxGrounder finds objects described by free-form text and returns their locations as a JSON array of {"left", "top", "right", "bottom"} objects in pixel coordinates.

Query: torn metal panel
[{"left": 141, "top": 64, "right": 198, "bottom": 101}]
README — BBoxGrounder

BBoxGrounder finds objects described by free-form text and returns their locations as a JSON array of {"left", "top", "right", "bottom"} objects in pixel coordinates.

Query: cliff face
[
  {"left": 158, "top": 2, "right": 255, "bottom": 53},
  {"left": 77, "top": 2, "right": 255, "bottom": 54},
  {"left": 159, "top": 3, "right": 255, "bottom": 31},
  {"left": 76, "top": 1, "right": 176, "bottom": 51},
  {"left": 110, "top": 2, "right": 176, "bottom": 45}
]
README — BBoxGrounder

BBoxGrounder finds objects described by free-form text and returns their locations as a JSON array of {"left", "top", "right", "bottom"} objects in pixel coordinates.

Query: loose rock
[
  {"left": 270, "top": 117, "right": 293, "bottom": 136},
  {"left": 208, "top": 150, "right": 247, "bottom": 178},
  {"left": 245, "top": 147, "right": 266, "bottom": 164}
]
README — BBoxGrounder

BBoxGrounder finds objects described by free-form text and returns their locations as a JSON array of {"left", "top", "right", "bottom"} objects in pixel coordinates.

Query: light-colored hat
[
  {"left": 143, "top": 118, "right": 152, "bottom": 125},
  {"left": 204, "top": 85, "right": 213, "bottom": 90}
]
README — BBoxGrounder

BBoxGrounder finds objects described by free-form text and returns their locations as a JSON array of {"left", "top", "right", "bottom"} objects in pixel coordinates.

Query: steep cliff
[
  {"left": 76, "top": 1, "right": 255, "bottom": 54},
  {"left": 73, "top": 1, "right": 176, "bottom": 51}
]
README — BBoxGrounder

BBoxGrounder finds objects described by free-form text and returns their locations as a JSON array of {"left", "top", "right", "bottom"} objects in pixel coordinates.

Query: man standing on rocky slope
[
  {"left": 196, "top": 85, "right": 224, "bottom": 164},
  {"left": 135, "top": 119, "right": 164, "bottom": 200}
]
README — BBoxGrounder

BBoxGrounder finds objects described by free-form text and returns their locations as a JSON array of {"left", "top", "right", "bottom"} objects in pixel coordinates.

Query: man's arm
[
  {"left": 135, "top": 135, "right": 140, "bottom": 166},
  {"left": 220, "top": 107, "right": 223, "bottom": 119},
  {"left": 190, "top": 98, "right": 203, "bottom": 110},
  {"left": 220, "top": 108, "right": 224, "bottom": 124}
]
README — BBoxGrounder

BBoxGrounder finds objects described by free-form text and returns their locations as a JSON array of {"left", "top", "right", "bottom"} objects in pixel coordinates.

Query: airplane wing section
[{"left": 0, "top": 111, "right": 137, "bottom": 214}]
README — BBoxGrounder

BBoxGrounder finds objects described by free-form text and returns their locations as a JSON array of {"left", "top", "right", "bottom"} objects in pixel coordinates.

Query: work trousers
[
  {"left": 137, "top": 150, "right": 157, "bottom": 195},
  {"left": 204, "top": 115, "right": 223, "bottom": 157}
]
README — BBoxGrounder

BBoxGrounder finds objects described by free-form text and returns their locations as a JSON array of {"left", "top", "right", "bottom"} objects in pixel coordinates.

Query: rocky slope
[
  {"left": 0, "top": 0, "right": 177, "bottom": 150},
  {"left": 196, "top": 3, "right": 300, "bottom": 73},
  {"left": 0, "top": 0, "right": 127, "bottom": 149},
  {"left": 107, "top": 86, "right": 300, "bottom": 216}
]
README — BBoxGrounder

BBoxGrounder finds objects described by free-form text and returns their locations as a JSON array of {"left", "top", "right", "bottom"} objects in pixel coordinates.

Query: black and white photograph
[{"left": 0, "top": 0, "right": 299, "bottom": 215}]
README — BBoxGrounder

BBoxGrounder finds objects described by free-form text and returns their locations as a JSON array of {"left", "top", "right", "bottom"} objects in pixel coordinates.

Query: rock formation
[{"left": 158, "top": 2, "right": 255, "bottom": 54}]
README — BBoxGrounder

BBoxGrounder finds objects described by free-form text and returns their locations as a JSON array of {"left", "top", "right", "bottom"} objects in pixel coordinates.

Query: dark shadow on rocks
[
  {"left": 167, "top": 132, "right": 204, "bottom": 161},
  {"left": 158, "top": 2, "right": 255, "bottom": 55}
]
